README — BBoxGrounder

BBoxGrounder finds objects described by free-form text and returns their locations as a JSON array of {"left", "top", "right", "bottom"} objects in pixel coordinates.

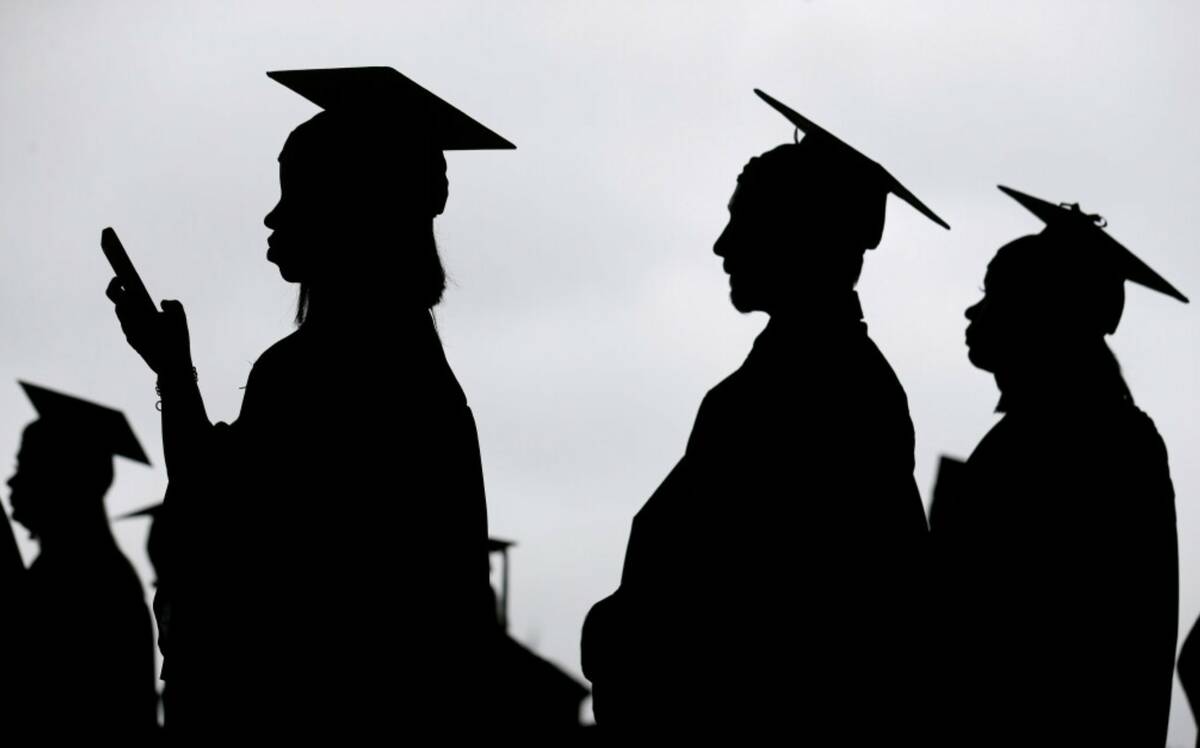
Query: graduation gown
[
  {"left": 930, "top": 381, "right": 1178, "bottom": 745},
  {"left": 583, "top": 294, "right": 929, "bottom": 739},
  {"left": 10, "top": 534, "right": 158, "bottom": 739},
  {"left": 161, "top": 314, "right": 491, "bottom": 737}
]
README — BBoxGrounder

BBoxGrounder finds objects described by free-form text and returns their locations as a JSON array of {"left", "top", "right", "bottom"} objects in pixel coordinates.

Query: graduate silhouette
[
  {"left": 930, "top": 187, "right": 1184, "bottom": 746},
  {"left": 581, "top": 90, "right": 947, "bottom": 740},
  {"left": 106, "top": 67, "right": 510, "bottom": 738},
  {"left": 116, "top": 502, "right": 174, "bottom": 722},
  {"left": 3, "top": 383, "right": 158, "bottom": 740}
]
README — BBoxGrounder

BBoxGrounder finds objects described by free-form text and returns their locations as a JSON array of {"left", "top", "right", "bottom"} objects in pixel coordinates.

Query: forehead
[
  {"left": 983, "top": 237, "right": 1086, "bottom": 302},
  {"left": 18, "top": 420, "right": 110, "bottom": 463},
  {"left": 277, "top": 124, "right": 447, "bottom": 184},
  {"left": 985, "top": 236, "right": 1042, "bottom": 282},
  {"left": 727, "top": 171, "right": 787, "bottom": 212},
  {"left": 983, "top": 255, "right": 1010, "bottom": 286},
  {"left": 16, "top": 423, "right": 49, "bottom": 462}
]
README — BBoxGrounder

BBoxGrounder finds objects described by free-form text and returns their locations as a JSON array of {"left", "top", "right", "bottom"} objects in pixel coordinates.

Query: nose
[
  {"left": 713, "top": 222, "right": 732, "bottom": 258},
  {"left": 264, "top": 201, "right": 280, "bottom": 230},
  {"left": 965, "top": 299, "right": 982, "bottom": 321}
]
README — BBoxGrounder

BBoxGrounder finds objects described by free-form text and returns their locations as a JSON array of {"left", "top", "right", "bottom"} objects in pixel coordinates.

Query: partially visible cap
[
  {"left": 754, "top": 89, "right": 950, "bottom": 231},
  {"left": 116, "top": 503, "right": 162, "bottom": 520},
  {"left": 268, "top": 66, "right": 515, "bottom": 150},
  {"left": 19, "top": 382, "right": 150, "bottom": 465},
  {"left": 998, "top": 185, "right": 1188, "bottom": 304},
  {"left": 488, "top": 537, "right": 516, "bottom": 553}
]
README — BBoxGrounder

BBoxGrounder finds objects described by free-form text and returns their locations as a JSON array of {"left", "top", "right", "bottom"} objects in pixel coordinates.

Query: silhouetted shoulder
[
  {"left": 90, "top": 541, "right": 150, "bottom": 597},
  {"left": 743, "top": 321, "right": 910, "bottom": 419},
  {"left": 1068, "top": 402, "right": 1173, "bottom": 490},
  {"left": 1107, "top": 403, "right": 1176, "bottom": 516},
  {"left": 856, "top": 344, "right": 911, "bottom": 431},
  {"left": 1125, "top": 404, "right": 1170, "bottom": 458},
  {"left": 861, "top": 335, "right": 908, "bottom": 396},
  {"left": 246, "top": 329, "right": 306, "bottom": 382}
]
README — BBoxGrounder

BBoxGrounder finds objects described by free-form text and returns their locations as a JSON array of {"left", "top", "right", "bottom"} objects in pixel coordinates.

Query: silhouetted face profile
[
  {"left": 7, "top": 422, "right": 113, "bottom": 539},
  {"left": 263, "top": 111, "right": 450, "bottom": 309},
  {"left": 260, "top": 67, "right": 515, "bottom": 322},
  {"left": 968, "top": 186, "right": 1188, "bottom": 376},
  {"left": 7, "top": 383, "right": 147, "bottom": 540},
  {"left": 713, "top": 143, "right": 886, "bottom": 314},
  {"left": 965, "top": 232, "right": 1125, "bottom": 374},
  {"left": 711, "top": 90, "right": 949, "bottom": 316}
]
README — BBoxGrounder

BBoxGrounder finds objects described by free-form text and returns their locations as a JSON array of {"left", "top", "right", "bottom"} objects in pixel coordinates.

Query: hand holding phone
[
  {"left": 101, "top": 227, "right": 157, "bottom": 317},
  {"left": 102, "top": 228, "right": 192, "bottom": 376}
]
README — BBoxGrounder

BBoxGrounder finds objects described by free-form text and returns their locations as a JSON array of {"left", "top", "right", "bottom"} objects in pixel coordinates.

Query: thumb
[{"left": 160, "top": 299, "right": 187, "bottom": 319}]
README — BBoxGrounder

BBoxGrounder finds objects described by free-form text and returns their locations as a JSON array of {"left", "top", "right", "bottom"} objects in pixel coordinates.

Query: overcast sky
[{"left": 2, "top": 0, "right": 1198, "bottom": 741}]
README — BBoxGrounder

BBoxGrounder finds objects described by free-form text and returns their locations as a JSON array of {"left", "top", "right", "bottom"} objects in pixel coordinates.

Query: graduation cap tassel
[{"left": 1059, "top": 203, "right": 1107, "bottom": 229}]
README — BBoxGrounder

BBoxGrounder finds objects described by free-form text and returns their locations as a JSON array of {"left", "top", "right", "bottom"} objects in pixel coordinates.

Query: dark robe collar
[
  {"left": 994, "top": 364, "right": 1132, "bottom": 414},
  {"left": 750, "top": 291, "right": 866, "bottom": 358}
]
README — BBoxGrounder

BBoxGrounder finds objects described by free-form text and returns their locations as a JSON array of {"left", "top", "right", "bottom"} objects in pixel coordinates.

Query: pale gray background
[{"left": 2, "top": 1, "right": 1197, "bottom": 741}]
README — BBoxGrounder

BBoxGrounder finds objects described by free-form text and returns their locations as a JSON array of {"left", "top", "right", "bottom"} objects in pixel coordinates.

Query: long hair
[
  {"left": 282, "top": 111, "right": 450, "bottom": 327},
  {"left": 295, "top": 284, "right": 310, "bottom": 327},
  {"left": 295, "top": 220, "right": 446, "bottom": 327}
]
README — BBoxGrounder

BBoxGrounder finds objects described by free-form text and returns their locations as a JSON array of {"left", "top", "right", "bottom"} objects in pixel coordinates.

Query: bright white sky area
[{"left": 2, "top": 1, "right": 1197, "bottom": 742}]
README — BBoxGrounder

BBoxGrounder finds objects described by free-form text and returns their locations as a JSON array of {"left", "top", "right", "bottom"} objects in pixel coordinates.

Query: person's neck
[
  {"left": 38, "top": 507, "right": 115, "bottom": 556},
  {"left": 993, "top": 345, "right": 1126, "bottom": 412},
  {"left": 302, "top": 285, "right": 431, "bottom": 332},
  {"left": 297, "top": 222, "right": 437, "bottom": 330},
  {"left": 766, "top": 289, "right": 863, "bottom": 327}
]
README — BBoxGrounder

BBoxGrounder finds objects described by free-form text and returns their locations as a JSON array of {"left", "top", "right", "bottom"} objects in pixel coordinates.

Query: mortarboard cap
[
  {"left": 754, "top": 89, "right": 950, "bottom": 231},
  {"left": 488, "top": 537, "right": 516, "bottom": 553},
  {"left": 19, "top": 382, "right": 150, "bottom": 465},
  {"left": 267, "top": 66, "right": 515, "bottom": 151},
  {"left": 116, "top": 503, "right": 162, "bottom": 521},
  {"left": 998, "top": 185, "right": 1188, "bottom": 304}
]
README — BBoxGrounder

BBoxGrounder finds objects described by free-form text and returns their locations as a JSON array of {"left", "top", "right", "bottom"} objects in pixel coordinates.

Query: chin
[
  {"left": 731, "top": 297, "right": 761, "bottom": 314},
  {"left": 272, "top": 263, "right": 304, "bottom": 284},
  {"left": 728, "top": 281, "right": 764, "bottom": 314},
  {"left": 729, "top": 292, "right": 760, "bottom": 314},
  {"left": 966, "top": 346, "right": 995, "bottom": 372}
]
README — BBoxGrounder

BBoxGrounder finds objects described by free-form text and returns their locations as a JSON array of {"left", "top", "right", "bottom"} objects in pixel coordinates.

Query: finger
[
  {"left": 161, "top": 299, "right": 187, "bottom": 321},
  {"left": 105, "top": 277, "right": 125, "bottom": 303}
]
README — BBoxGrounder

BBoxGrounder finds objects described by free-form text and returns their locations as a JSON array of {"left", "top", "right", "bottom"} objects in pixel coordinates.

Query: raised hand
[{"left": 106, "top": 278, "right": 193, "bottom": 378}]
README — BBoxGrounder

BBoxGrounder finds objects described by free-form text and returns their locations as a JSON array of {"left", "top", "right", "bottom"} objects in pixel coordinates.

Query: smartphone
[{"left": 101, "top": 227, "right": 157, "bottom": 316}]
